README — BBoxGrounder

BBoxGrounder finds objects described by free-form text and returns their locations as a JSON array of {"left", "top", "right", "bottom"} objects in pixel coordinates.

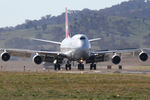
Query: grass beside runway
[{"left": 0, "top": 72, "right": 150, "bottom": 100}]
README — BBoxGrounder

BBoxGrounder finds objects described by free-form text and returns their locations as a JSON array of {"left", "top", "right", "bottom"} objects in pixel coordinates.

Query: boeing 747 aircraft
[{"left": 0, "top": 8, "right": 149, "bottom": 70}]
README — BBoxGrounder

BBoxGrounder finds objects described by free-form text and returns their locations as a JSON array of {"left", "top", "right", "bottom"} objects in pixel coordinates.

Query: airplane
[{"left": 0, "top": 8, "right": 149, "bottom": 71}]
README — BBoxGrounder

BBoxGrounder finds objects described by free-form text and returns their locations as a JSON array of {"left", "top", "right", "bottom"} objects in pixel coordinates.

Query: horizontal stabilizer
[{"left": 31, "top": 38, "right": 61, "bottom": 45}]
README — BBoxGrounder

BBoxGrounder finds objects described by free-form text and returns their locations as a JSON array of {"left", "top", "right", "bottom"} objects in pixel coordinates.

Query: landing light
[{"left": 80, "top": 59, "right": 84, "bottom": 63}]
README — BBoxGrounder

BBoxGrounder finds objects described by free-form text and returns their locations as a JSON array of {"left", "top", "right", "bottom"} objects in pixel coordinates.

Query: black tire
[
  {"left": 65, "top": 64, "right": 68, "bottom": 70},
  {"left": 69, "top": 64, "right": 71, "bottom": 70},
  {"left": 54, "top": 64, "right": 57, "bottom": 70},
  {"left": 58, "top": 64, "right": 61, "bottom": 70},
  {"left": 78, "top": 64, "right": 84, "bottom": 70},
  {"left": 81, "top": 64, "right": 84, "bottom": 70},
  {"left": 94, "top": 64, "right": 96, "bottom": 70},
  {"left": 90, "top": 64, "right": 93, "bottom": 70},
  {"left": 65, "top": 64, "right": 71, "bottom": 71},
  {"left": 54, "top": 64, "right": 61, "bottom": 70},
  {"left": 78, "top": 64, "right": 80, "bottom": 70}
]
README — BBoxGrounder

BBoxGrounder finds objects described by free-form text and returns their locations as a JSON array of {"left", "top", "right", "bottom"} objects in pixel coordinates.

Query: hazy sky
[{"left": 0, "top": 0, "right": 129, "bottom": 27}]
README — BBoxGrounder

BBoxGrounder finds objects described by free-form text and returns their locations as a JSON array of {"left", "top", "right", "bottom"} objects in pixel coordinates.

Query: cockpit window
[{"left": 80, "top": 36, "right": 86, "bottom": 40}]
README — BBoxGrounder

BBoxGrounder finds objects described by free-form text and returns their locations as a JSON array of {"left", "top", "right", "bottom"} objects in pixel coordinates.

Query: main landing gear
[
  {"left": 54, "top": 63, "right": 61, "bottom": 70},
  {"left": 90, "top": 63, "right": 96, "bottom": 70},
  {"left": 65, "top": 61, "right": 71, "bottom": 70},
  {"left": 53, "top": 61, "right": 96, "bottom": 71},
  {"left": 54, "top": 63, "right": 72, "bottom": 71}
]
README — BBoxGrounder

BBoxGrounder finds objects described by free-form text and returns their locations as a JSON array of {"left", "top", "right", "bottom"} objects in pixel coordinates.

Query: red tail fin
[{"left": 65, "top": 8, "right": 70, "bottom": 38}]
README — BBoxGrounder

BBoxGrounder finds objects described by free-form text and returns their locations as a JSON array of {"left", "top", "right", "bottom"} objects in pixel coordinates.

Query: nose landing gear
[
  {"left": 78, "top": 63, "right": 84, "bottom": 70},
  {"left": 78, "top": 59, "right": 84, "bottom": 70}
]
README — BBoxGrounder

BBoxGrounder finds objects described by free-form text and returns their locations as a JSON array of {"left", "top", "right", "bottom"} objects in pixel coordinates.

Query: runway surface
[
  {"left": 56, "top": 69, "right": 150, "bottom": 74},
  {"left": 0, "top": 59, "right": 150, "bottom": 74}
]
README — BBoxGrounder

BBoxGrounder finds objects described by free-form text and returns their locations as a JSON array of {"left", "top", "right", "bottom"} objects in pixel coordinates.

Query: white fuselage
[{"left": 60, "top": 34, "right": 91, "bottom": 60}]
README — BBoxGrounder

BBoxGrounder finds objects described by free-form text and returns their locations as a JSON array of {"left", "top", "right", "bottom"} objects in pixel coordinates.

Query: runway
[
  {"left": 56, "top": 69, "right": 150, "bottom": 74},
  {"left": 0, "top": 59, "right": 150, "bottom": 74}
]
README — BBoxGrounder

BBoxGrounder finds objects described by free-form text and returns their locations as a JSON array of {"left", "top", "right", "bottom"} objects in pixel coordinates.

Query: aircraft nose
[{"left": 79, "top": 40, "right": 85, "bottom": 47}]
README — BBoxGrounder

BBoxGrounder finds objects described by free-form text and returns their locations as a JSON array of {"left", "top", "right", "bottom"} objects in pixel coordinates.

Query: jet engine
[
  {"left": 1, "top": 52, "right": 10, "bottom": 61},
  {"left": 112, "top": 54, "right": 121, "bottom": 65},
  {"left": 139, "top": 52, "right": 148, "bottom": 62},
  {"left": 32, "top": 54, "right": 43, "bottom": 64}
]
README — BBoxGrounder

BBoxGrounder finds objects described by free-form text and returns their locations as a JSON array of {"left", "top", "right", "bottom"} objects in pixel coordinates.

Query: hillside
[
  {"left": 100, "top": 0, "right": 150, "bottom": 20},
  {"left": 0, "top": 0, "right": 150, "bottom": 50}
]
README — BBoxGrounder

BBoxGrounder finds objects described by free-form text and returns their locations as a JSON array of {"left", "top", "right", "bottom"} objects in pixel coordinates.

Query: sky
[{"left": 0, "top": 0, "right": 129, "bottom": 28}]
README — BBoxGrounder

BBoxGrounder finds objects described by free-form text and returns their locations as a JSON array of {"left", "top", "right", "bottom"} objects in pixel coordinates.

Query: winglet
[{"left": 65, "top": 8, "right": 70, "bottom": 38}]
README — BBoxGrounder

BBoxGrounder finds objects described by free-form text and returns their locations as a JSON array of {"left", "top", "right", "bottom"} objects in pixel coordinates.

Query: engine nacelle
[
  {"left": 1, "top": 52, "right": 10, "bottom": 62},
  {"left": 139, "top": 52, "right": 148, "bottom": 62},
  {"left": 112, "top": 54, "right": 121, "bottom": 65},
  {"left": 32, "top": 55, "right": 43, "bottom": 65}
]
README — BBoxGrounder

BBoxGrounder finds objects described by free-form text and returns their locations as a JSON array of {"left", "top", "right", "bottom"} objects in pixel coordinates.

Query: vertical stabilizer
[{"left": 65, "top": 8, "right": 70, "bottom": 38}]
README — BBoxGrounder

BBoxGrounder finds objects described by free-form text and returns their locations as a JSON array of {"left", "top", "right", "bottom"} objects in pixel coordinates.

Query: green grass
[{"left": 0, "top": 72, "right": 150, "bottom": 100}]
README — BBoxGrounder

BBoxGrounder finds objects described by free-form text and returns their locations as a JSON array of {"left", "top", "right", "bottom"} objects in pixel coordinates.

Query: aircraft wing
[
  {"left": 0, "top": 48, "right": 62, "bottom": 57},
  {"left": 89, "top": 38, "right": 101, "bottom": 42},
  {"left": 31, "top": 38, "right": 61, "bottom": 45},
  {"left": 91, "top": 48, "right": 150, "bottom": 55},
  {"left": 0, "top": 48, "right": 67, "bottom": 64},
  {"left": 87, "top": 48, "right": 150, "bottom": 64},
  {"left": 91, "top": 48, "right": 140, "bottom": 55}
]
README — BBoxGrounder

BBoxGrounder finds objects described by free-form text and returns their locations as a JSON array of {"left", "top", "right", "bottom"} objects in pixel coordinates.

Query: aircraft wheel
[
  {"left": 58, "top": 64, "right": 61, "bottom": 70},
  {"left": 54, "top": 64, "right": 61, "bottom": 71},
  {"left": 78, "top": 64, "right": 81, "bottom": 70},
  {"left": 78, "top": 65, "right": 80, "bottom": 70},
  {"left": 69, "top": 64, "right": 71, "bottom": 70},
  {"left": 54, "top": 64, "right": 57, "bottom": 70},
  {"left": 90, "top": 64, "right": 93, "bottom": 70},
  {"left": 90, "top": 63, "right": 96, "bottom": 70},
  {"left": 65, "top": 64, "right": 71, "bottom": 71},
  {"left": 65, "top": 64, "right": 68, "bottom": 70},
  {"left": 81, "top": 64, "right": 84, "bottom": 70},
  {"left": 93, "top": 64, "right": 96, "bottom": 70},
  {"left": 78, "top": 63, "right": 84, "bottom": 70}
]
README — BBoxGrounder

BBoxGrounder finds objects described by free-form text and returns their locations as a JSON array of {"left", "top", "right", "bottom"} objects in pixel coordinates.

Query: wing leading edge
[
  {"left": 89, "top": 38, "right": 101, "bottom": 42},
  {"left": 0, "top": 48, "right": 66, "bottom": 64},
  {"left": 31, "top": 38, "right": 61, "bottom": 45},
  {"left": 88, "top": 48, "right": 150, "bottom": 65}
]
